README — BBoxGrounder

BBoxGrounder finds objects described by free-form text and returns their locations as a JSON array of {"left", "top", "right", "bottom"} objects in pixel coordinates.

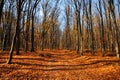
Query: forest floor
[{"left": 0, "top": 49, "right": 120, "bottom": 80}]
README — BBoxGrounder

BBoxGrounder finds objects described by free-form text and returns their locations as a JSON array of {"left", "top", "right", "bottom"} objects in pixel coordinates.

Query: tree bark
[
  {"left": 7, "top": 33, "right": 16, "bottom": 64},
  {"left": 0, "top": 0, "right": 4, "bottom": 20},
  {"left": 108, "top": 0, "right": 120, "bottom": 58},
  {"left": 89, "top": 0, "right": 95, "bottom": 55},
  {"left": 31, "top": 13, "right": 35, "bottom": 52}
]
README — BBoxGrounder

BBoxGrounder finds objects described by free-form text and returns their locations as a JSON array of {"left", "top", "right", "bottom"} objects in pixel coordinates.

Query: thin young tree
[
  {"left": 31, "top": 0, "right": 40, "bottom": 52},
  {"left": 89, "top": 0, "right": 95, "bottom": 55}
]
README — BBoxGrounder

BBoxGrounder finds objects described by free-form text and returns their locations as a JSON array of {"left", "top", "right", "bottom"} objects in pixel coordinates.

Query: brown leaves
[{"left": 0, "top": 50, "right": 120, "bottom": 79}]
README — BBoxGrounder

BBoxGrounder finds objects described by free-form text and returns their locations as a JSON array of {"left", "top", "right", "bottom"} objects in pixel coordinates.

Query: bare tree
[
  {"left": 0, "top": 0, "right": 5, "bottom": 20},
  {"left": 96, "top": 0, "right": 105, "bottom": 56},
  {"left": 40, "top": 0, "right": 51, "bottom": 51},
  {"left": 118, "top": 0, "right": 120, "bottom": 17},
  {"left": 107, "top": 0, "right": 120, "bottom": 58},
  {"left": 72, "top": 0, "right": 83, "bottom": 55},
  {"left": 63, "top": 2, "right": 72, "bottom": 50},
  {"left": 7, "top": 0, "right": 26, "bottom": 64},
  {"left": 30, "top": 0, "right": 40, "bottom": 52},
  {"left": 84, "top": 0, "right": 91, "bottom": 50},
  {"left": 2, "top": 0, "right": 14, "bottom": 51},
  {"left": 49, "top": 0, "right": 60, "bottom": 50},
  {"left": 25, "top": 0, "right": 31, "bottom": 52}
]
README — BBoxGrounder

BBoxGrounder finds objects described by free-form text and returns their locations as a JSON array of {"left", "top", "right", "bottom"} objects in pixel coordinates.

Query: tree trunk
[
  {"left": 16, "top": 14, "right": 21, "bottom": 55},
  {"left": 98, "top": 0, "right": 105, "bottom": 56},
  {"left": 41, "top": 32, "right": 44, "bottom": 51},
  {"left": 89, "top": 0, "right": 95, "bottom": 55},
  {"left": 25, "top": 25, "right": 29, "bottom": 52},
  {"left": 108, "top": 0, "right": 120, "bottom": 58},
  {"left": 7, "top": 31, "right": 16, "bottom": 64},
  {"left": 0, "top": 0, "right": 4, "bottom": 20},
  {"left": 2, "top": 33, "right": 7, "bottom": 51},
  {"left": 31, "top": 14, "right": 34, "bottom": 52}
]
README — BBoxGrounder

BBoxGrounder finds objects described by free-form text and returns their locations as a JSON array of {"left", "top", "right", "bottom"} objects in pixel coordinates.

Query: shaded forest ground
[{"left": 0, "top": 49, "right": 120, "bottom": 80}]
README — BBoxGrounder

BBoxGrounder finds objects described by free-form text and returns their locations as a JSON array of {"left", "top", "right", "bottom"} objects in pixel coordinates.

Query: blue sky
[{"left": 37, "top": 0, "right": 119, "bottom": 31}]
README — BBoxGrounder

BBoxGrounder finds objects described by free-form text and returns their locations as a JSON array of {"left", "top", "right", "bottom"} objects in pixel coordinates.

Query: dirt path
[{"left": 0, "top": 50, "right": 120, "bottom": 80}]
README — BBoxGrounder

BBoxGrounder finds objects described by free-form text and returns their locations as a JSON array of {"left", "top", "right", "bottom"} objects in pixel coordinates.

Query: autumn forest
[{"left": 0, "top": 0, "right": 120, "bottom": 79}]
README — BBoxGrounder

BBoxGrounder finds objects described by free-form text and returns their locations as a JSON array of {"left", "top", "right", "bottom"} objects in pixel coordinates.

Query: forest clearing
[{"left": 0, "top": 50, "right": 120, "bottom": 79}]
